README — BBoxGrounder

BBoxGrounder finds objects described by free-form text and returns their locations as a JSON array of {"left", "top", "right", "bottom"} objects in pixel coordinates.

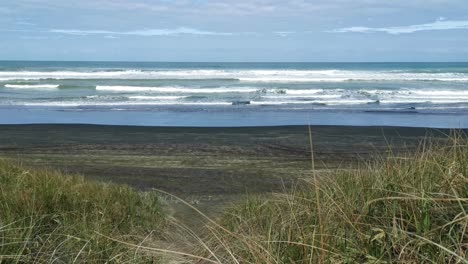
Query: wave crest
[
  {"left": 4, "top": 84, "right": 59, "bottom": 89},
  {"left": 0, "top": 69, "right": 467, "bottom": 82}
]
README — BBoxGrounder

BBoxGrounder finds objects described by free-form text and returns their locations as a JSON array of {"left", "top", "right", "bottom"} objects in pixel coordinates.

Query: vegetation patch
[
  {"left": 0, "top": 160, "right": 167, "bottom": 263},
  {"left": 196, "top": 136, "right": 468, "bottom": 263}
]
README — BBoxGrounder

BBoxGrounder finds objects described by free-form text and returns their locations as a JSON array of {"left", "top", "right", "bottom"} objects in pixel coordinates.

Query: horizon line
[{"left": 1, "top": 60, "right": 468, "bottom": 63}]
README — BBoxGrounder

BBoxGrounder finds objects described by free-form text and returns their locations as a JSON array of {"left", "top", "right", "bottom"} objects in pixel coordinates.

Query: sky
[{"left": 1, "top": 0, "right": 468, "bottom": 62}]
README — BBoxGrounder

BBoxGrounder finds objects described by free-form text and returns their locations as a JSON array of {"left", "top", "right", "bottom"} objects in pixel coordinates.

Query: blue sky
[{"left": 1, "top": 0, "right": 468, "bottom": 62}]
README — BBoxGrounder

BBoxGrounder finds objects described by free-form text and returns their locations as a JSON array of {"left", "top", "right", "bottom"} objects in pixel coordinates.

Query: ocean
[{"left": 1, "top": 61, "right": 468, "bottom": 128}]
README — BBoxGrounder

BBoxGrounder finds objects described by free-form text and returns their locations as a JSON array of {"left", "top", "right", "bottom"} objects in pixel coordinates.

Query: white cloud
[
  {"left": 127, "top": 28, "right": 233, "bottom": 36},
  {"left": 15, "top": 21, "right": 36, "bottom": 26},
  {"left": 49, "top": 27, "right": 233, "bottom": 36},
  {"left": 331, "top": 20, "right": 468, "bottom": 34},
  {"left": 274, "top": 31, "right": 295, "bottom": 37},
  {"left": 50, "top": 29, "right": 114, "bottom": 36}
]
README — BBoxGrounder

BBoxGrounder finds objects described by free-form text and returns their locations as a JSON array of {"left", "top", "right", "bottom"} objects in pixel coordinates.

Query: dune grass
[
  {"left": 1, "top": 133, "right": 468, "bottom": 263},
  {"left": 0, "top": 160, "right": 167, "bottom": 263},
  {"left": 193, "top": 134, "right": 468, "bottom": 263}
]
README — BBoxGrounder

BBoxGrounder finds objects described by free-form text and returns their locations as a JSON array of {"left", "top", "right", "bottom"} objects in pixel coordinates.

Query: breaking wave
[
  {"left": 4, "top": 84, "right": 59, "bottom": 89},
  {"left": 0, "top": 69, "right": 467, "bottom": 82}
]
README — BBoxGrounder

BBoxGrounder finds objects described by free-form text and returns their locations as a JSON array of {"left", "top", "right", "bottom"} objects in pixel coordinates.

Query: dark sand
[
  {"left": 0, "top": 124, "right": 458, "bottom": 194},
  {"left": 0, "top": 124, "right": 461, "bottom": 222}
]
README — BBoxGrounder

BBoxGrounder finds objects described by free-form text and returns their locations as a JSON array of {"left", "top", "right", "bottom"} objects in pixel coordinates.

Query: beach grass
[
  {"left": 0, "top": 160, "right": 167, "bottom": 263},
  {"left": 191, "top": 133, "right": 468, "bottom": 263},
  {"left": 1, "top": 129, "right": 467, "bottom": 263}
]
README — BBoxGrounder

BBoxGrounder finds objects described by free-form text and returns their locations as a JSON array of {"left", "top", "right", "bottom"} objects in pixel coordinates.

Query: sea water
[{"left": 1, "top": 61, "right": 468, "bottom": 127}]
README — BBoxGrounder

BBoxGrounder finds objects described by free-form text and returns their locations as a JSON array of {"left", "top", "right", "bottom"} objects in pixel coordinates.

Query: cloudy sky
[{"left": 1, "top": 0, "right": 468, "bottom": 61}]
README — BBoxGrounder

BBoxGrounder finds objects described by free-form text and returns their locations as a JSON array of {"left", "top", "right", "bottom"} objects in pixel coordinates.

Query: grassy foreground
[
  {"left": 196, "top": 135, "right": 468, "bottom": 263},
  {"left": 1, "top": 132, "right": 468, "bottom": 263},
  {"left": 0, "top": 160, "right": 166, "bottom": 263}
]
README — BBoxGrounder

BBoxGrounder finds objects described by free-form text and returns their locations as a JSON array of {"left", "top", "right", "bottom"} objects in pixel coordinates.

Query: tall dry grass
[
  {"left": 191, "top": 134, "right": 468, "bottom": 263},
  {"left": 2, "top": 133, "right": 468, "bottom": 263},
  {"left": 0, "top": 160, "right": 166, "bottom": 263}
]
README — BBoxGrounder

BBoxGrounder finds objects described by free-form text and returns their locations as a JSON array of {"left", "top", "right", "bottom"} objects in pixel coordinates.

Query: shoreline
[
  {"left": 1, "top": 122, "right": 464, "bottom": 128},
  {"left": 1, "top": 108, "right": 468, "bottom": 128}
]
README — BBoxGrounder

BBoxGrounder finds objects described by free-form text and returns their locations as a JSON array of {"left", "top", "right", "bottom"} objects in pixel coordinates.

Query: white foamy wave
[
  {"left": 4, "top": 84, "right": 59, "bottom": 89},
  {"left": 262, "top": 89, "right": 468, "bottom": 102},
  {"left": 410, "top": 90, "right": 468, "bottom": 96},
  {"left": 239, "top": 71, "right": 468, "bottom": 82},
  {"left": 96, "top": 86, "right": 259, "bottom": 93},
  {"left": 0, "top": 70, "right": 145, "bottom": 80},
  {"left": 1, "top": 69, "right": 467, "bottom": 82},
  {"left": 283, "top": 89, "right": 325, "bottom": 95},
  {"left": 240, "top": 77, "right": 354, "bottom": 82},
  {"left": 20, "top": 101, "right": 231, "bottom": 107},
  {"left": 262, "top": 95, "right": 341, "bottom": 99},
  {"left": 85, "top": 95, "right": 188, "bottom": 100},
  {"left": 380, "top": 99, "right": 468, "bottom": 104},
  {"left": 312, "top": 99, "right": 377, "bottom": 105},
  {"left": 359, "top": 89, "right": 468, "bottom": 101},
  {"left": 393, "top": 96, "right": 468, "bottom": 101},
  {"left": 0, "top": 70, "right": 238, "bottom": 80},
  {"left": 128, "top": 96, "right": 188, "bottom": 100},
  {"left": 251, "top": 99, "right": 375, "bottom": 105},
  {"left": 362, "top": 89, "right": 468, "bottom": 96}
]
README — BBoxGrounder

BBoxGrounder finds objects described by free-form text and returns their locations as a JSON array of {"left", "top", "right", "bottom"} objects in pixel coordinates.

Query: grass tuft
[{"left": 0, "top": 160, "right": 166, "bottom": 263}]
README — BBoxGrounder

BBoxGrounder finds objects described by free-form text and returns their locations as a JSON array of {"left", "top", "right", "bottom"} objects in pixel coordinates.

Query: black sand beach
[{"left": 0, "top": 124, "right": 457, "bottom": 195}]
